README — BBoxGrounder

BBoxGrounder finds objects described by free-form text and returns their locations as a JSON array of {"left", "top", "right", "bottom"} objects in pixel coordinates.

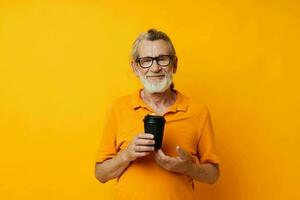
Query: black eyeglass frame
[{"left": 135, "top": 54, "right": 175, "bottom": 68}]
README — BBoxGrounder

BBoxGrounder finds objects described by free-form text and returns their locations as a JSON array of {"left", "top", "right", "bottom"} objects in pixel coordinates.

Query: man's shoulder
[{"left": 109, "top": 91, "right": 137, "bottom": 109}]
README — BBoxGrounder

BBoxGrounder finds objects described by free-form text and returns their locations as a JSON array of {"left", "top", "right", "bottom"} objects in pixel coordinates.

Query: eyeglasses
[{"left": 136, "top": 55, "right": 174, "bottom": 68}]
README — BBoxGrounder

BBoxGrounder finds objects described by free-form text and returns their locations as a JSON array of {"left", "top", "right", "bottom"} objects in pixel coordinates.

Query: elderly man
[{"left": 95, "top": 29, "right": 220, "bottom": 200}]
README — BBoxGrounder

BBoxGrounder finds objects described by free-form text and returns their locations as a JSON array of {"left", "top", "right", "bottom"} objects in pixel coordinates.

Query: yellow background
[{"left": 1, "top": 0, "right": 299, "bottom": 199}]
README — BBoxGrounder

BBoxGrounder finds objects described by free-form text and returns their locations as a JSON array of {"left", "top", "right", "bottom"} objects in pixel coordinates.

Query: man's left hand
[{"left": 154, "top": 146, "right": 194, "bottom": 174}]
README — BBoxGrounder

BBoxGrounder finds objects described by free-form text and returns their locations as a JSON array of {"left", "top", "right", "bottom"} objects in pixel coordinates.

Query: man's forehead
[{"left": 137, "top": 39, "right": 172, "bottom": 56}]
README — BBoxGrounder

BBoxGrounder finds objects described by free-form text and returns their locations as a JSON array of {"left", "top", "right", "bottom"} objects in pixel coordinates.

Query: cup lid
[{"left": 143, "top": 114, "right": 165, "bottom": 123}]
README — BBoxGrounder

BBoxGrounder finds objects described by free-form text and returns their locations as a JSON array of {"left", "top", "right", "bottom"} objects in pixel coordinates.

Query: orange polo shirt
[{"left": 95, "top": 89, "right": 220, "bottom": 200}]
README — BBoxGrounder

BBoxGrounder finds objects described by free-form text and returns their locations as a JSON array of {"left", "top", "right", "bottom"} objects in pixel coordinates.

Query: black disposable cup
[{"left": 143, "top": 114, "right": 165, "bottom": 150}]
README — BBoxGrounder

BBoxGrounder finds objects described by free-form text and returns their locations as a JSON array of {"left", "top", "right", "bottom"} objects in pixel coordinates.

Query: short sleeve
[
  {"left": 197, "top": 107, "right": 220, "bottom": 165},
  {"left": 95, "top": 102, "right": 118, "bottom": 163}
]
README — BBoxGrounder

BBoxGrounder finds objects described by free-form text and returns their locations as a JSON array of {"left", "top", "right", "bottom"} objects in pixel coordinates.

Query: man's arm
[
  {"left": 95, "top": 150, "right": 131, "bottom": 183},
  {"left": 95, "top": 133, "right": 155, "bottom": 183},
  {"left": 183, "top": 162, "right": 219, "bottom": 184}
]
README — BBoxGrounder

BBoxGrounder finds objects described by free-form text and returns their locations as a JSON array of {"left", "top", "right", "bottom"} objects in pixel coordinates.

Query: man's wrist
[{"left": 119, "top": 149, "right": 132, "bottom": 163}]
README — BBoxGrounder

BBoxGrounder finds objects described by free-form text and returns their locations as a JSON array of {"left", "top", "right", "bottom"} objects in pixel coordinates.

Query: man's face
[{"left": 132, "top": 39, "right": 177, "bottom": 93}]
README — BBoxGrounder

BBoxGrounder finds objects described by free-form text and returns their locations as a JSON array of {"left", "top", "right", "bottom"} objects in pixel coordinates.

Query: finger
[
  {"left": 138, "top": 133, "right": 154, "bottom": 139},
  {"left": 154, "top": 151, "right": 164, "bottom": 164},
  {"left": 154, "top": 150, "right": 161, "bottom": 158},
  {"left": 134, "top": 145, "right": 155, "bottom": 152},
  {"left": 154, "top": 150, "right": 163, "bottom": 160},
  {"left": 157, "top": 149, "right": 173, "bottom": 163},
  {"left": 176, "top": 146, "right": 187, "bottom": 160},
  {"left": 134, "top": 151, "right": 151, "bottom": 158},
  {"left": 157, "top": 149, "right": 167, "bottom": 157},
  {"left": 135, "top": 138, "right": 155, "bottom": 146}
]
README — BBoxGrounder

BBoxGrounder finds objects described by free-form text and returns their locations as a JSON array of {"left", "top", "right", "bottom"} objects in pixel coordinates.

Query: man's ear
[
  {"left": 131, "top": 60, "right": 139, "bottom": 77},
  {"left": 172, "top": 56, "right": 178, "bottom": 73}
]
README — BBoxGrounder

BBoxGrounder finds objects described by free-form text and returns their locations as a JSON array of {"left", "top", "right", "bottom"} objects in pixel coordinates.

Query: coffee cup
[{"left": 143, "top": 114, "right": 165, "bottom": 150}]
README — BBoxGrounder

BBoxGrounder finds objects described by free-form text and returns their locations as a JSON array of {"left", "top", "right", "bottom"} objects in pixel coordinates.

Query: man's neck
[{"left": 141, "top": 87, "right": 176, "bottom": 108}]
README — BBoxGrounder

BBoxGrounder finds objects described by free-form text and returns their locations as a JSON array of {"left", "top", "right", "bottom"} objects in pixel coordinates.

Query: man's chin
[
  {"left": 144, "top": 89, "right": 167, "bottom": 94},
  {"left": 143, "top": 84, "right": 170, "bottom": 94}
]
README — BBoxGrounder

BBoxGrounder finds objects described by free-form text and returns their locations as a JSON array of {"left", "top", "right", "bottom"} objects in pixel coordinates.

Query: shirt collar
[{"left": 130, "top": 88, "right": 188, "bottom": 113}]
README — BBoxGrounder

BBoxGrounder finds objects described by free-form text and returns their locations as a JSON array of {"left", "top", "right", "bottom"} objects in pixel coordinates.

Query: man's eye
[
  {"left": 158, "top": 56, "right": 169, "bottom": 61},
  {"left": 141, "top": 58, "right": 152, "bottom": 63}
]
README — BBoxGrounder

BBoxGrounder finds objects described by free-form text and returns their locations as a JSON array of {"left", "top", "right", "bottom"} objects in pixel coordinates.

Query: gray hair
[{"left": 131, "top": 28, "right": 176, "bottom": 60}]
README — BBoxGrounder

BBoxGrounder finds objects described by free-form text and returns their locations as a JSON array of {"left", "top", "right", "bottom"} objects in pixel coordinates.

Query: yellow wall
[{"left": 1, "top": 0, "right": 299, "bottom": 199}]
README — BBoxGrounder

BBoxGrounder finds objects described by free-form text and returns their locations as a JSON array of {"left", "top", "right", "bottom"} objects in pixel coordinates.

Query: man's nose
[{"left": 150, "top": 60, "right": 162, "bottom": 72}]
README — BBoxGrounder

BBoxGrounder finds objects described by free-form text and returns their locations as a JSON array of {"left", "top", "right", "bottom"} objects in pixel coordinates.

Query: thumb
[
  {"left": 157, "top": 149, "right": 166, "bottom": 157},
  {"left": 176, "top": 146, "right": 187, "bottom": 160}
]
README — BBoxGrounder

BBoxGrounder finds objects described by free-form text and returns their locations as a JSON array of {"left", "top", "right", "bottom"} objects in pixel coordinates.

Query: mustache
[{"left": 145, "top": 74, "right": 168, "bottom": 77}]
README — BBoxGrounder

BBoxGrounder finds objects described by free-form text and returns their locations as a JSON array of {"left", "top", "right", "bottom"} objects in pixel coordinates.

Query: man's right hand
[
  {"left": 95, "top": 133, "right": 155, "bottom": 183},
  {"left": 121, "top": 133, "right": 155, "bottom": 162}
]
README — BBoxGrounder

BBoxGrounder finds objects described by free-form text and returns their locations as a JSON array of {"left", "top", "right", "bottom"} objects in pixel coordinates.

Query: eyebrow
[{"left": 138, "top": 54, "right": 172, "bottom": 58}]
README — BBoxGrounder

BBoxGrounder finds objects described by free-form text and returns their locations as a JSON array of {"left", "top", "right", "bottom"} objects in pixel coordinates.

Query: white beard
[{"left": 138, "top": 71, "right": 173, "bottom": 93}]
